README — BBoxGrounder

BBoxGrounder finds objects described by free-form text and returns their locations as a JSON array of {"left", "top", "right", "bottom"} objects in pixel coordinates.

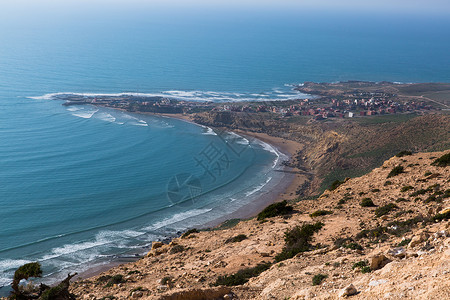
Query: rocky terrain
[
  {"left": 193, "top": 112, "right": 450, "bottom": 194},
  {"left": 67, "top": 150, "right": 450, "bottom": 300}
]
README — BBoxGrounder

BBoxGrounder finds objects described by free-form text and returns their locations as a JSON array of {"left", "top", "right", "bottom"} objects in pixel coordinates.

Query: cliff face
[{"left": 70, "top": 150, "right": 450, "bottom": 299}]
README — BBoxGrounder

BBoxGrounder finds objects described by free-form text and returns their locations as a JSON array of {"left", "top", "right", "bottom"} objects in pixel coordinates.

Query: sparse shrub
[
  {"left": 334, "top": 237, "right": 363, "bottom": 250},
  {"left": 181, "top": 228, "right": 199, "bottom": 238},
  {"left": 395, "top": 197, "right": 408, "bottom": 203},
  {"left": 160, "top": 277, "right": 172, "bottom": 286},
  {"left": 397, "top": 238, "right": 412, "bottom": 247},
  {"left": 409, "top": 189, "right": 428, "bottom": 197},
  {"left": 371, "top": 188, "right": 380, "bottom": 193},
  {"left": 424, "top": 171, "right": 432, "bottom": 176},
  {"left": 105, "top": 275, "right": 124, "bottom": 287},
  {"left": 384, "top": 181, "right": 392, "bottom": 186},
  {"left": 358, "top": 191, "right": 366, "bottom": 196},
  {"left": 431, "top": 152, "right": 450, "bottom": 167},
  {"left": 275, "top": 222, "right": 324, "bottom": 262},
  {"left": 375, "top": 203, "right": 398, "bottom": 217},
  {"left": 360, "top": 198, "right": 375, "bottom": 207},
  {"left": 127, "top": 270, "right": 141, "bottom": 275},
  {"left": 400, "top": 185, "right": 414, "bottom": 192},
  {"left": 387, "top": 165, "right": 404, "bottom": 178},
  {"left": 356, "top": 226, "right": 389, "bottom": 242},
  {"left": 329, "top": 179, "right": 345, "bottom": 191},
  {"left": 225, "top": 234, "right": 247, "bottom": 243},
  {"left": 169, "top": 244, "right": 186, "bottom": 254},
  {"left": 352, "top": 260, "right": 368, "bottom": 269},
  {"left": 361, "top": 266, "right": 372, "bottom": 273},
  {"left": 396, "top": 151, "right": 412, "bottom": 157},
  {"left": 214, "top": 263, "right": 272, "bottom": 286},
  {"left": 433, "top": 210, "right": 450, "bottom": 222},
  {"left": 257, "top": 200, "right": 293, "bottom": 220},
  {"left": 309, "top": 210, "right": 333, "bottom": 217},
  {"left": 312, "top": 274, "right": 327, "bottom": 286}
]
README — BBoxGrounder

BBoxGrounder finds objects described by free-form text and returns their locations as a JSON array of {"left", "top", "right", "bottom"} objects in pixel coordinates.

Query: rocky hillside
[
  {"left": 192, "top": 112, "right": 450, "bottom": 195},
  {"left": 69, "top": 150, "right": 450, "bottom": 299}
]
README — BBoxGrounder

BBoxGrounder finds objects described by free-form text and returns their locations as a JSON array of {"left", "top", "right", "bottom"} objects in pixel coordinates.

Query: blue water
[{"left": 1, "top": 6, "right": 450, "bottom": 290}]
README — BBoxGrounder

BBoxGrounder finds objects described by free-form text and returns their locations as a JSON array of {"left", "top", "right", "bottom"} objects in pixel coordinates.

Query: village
[{"left": 56, "top": 87, "right": 435, "bottom": 121}]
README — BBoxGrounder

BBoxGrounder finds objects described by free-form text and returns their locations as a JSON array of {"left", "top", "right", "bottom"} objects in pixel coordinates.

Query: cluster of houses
[{"left": 215, "top": 92, "right": 433, "bottom": 120}]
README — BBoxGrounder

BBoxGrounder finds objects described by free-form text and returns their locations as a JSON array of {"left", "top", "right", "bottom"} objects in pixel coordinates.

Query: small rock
[
  {"left": 157, "top": 285, "right": 169, "bottom": 292},
  {"left": 408, "top": 232, "right": 428, "bottom": 248},
  {"left": 434, "top": 230, "right": 448, "bottom": 238},
  {"left": 339, "top": 284, "right": 357, "bottom": 297},
  {"left": 131, "top": 291, "right": 143, "bottom": 298},
  {"left": 370, "top": 254, "right": 388, "bottom": 270},
  {"left": 223, "top": 293, "right": 234, "bottom": 299},
  {"left": 388, "top": 247, "right": 406, "bottom": 258}
]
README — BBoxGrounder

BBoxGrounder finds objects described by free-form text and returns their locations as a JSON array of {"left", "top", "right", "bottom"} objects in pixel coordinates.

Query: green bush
[
  {"left": 397, "top": 238, "right": 412, "bottom": 247},
  {"left": 396, "top": 151, "right": 412, "bottom": 157},
  {"left": 105, "top": 275, "right": 124, "bottom": 287},
  {"left": 352, "top": 260, "right": 368, "bottom": 269},
  {"left": 400, "top": 185, "right": 414, "bottom": 192},
  {"left": 225, "top": 234, "right": 248, "bottom": 243},
  {"left": 410, "top": 189, "right": 429, "bottom": 197},
  {"left": 312, "top": 274, "right": 327, "bottom": 286},
  {"left": 361, "top": 266, "right": 372, "bottom": 273},
  {"left": 431, "top": 152, "right": 450, "bottom": 167},
  {"left": 433, "top": 210, "right": 450, "bottom": 222},
  {"left": 309, "top": 210, "right": 333, "bottom": 217},
  {"left": 181, "top": 228, "right": 199, "bottom": 238},
  {"left": 387, "top": 165, "right": 404, "bottom": 178},
  {"left": 360, "top": 198, "right": 375, "bottom": 207},
  {"left": 214, "top": 263, "right": 272, "bottom": 286},
  {"left": 375, "top": 203, "right": 399, "bottom": 217},
  {"left": 275, "top": 222, "right": 324, "bottom": 262},
  {"left": 329, "top": 179, "right": 345, "bottom": 191},
  {"left": 257, "top": 200, "right": 293, "bottom": 220},
  {"left": 395, "top": 197, "right": 408, "bottom": 202}
]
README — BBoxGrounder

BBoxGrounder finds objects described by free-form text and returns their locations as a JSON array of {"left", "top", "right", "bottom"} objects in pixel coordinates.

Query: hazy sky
[{"left": 3, "top": 0, "right": 450, "bottom": 15}]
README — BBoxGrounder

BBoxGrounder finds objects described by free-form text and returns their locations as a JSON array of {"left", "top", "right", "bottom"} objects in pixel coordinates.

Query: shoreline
[{"left": 56, "top": 108, "right": 306, "bottom": 283}]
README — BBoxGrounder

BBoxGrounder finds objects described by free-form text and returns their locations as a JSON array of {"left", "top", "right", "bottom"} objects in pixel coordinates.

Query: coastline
[{"left": 69, "top": 109, "right": 306, "bottom": 282}]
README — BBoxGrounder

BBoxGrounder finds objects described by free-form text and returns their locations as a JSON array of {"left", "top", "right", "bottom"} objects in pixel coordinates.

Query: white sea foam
[
  {"left": 244, "top": 177, "right": 272, "bottom": 197},
  {"left": 28, "top": 86, "right": 309, "bottom": 104},
  {"left": 202, "top": 127, "right": 217, "bottom": 135},
  {"left": 96, "top": 112, "right": 116, "bottom": 123},
  {"left": 66, "top": 106, "right": 81, "bottom": 112},
  {"left": 225, "top": 131, "right": 249, "bottom": 145},
  {"left": 0, "top": 259, "right": 33, "bottom": 287},
  {"left": 72, "top": 109, "right": 98, "bottom": 119},
  {"left": 144, "top": 208, "right": 212, "bottom": 231}
]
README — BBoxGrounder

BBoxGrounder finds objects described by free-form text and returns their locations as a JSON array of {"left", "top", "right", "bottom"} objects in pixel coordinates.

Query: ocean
[{"left": 0, "top": 6, "right": 449, "bottom": 292}]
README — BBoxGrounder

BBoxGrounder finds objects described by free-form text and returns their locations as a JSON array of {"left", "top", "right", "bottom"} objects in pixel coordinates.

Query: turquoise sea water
[{"left": 0, "top": 7, "right": 449, "bottom": 290}]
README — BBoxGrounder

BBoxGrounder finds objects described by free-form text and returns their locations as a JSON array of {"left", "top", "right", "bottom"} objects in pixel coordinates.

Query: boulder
[
  {"left": 370, "top": 254, "right": 389, "bottom": 270},
  {"left": 408, "top": 232, "right": 429, "bottom": 248},
  {"left": 339, "top": 284, "right": 357, "bottom": 297}
]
